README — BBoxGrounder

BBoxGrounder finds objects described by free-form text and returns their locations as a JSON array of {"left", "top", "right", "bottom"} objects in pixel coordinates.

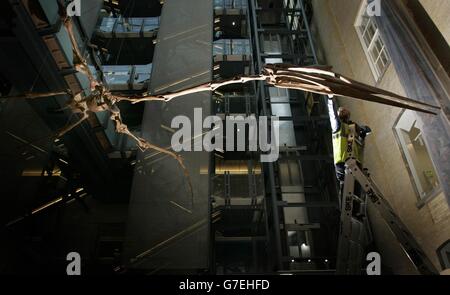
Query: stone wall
[{"left": 311, "top": 0, "right": 450, "bottom": 273}]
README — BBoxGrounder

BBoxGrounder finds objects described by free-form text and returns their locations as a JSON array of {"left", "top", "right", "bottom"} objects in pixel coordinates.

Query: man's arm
[{"left": 327, "top": 95, "right": 340, "bottom": 133}]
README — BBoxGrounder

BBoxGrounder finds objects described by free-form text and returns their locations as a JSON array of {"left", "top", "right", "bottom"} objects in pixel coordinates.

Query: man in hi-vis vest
[{"left": 327, "top": 97, "right": 371, "bottom": 183}]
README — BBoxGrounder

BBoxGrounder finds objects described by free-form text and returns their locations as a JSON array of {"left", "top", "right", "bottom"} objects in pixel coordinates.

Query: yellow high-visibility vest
[{"left": 332, "top": 123, "right": 363, "bottom": 164}]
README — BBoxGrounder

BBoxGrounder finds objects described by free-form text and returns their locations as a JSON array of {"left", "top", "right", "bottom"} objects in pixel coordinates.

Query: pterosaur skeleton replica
[{"left": 0, "top": 15, "right": 441, "bottom": 201}]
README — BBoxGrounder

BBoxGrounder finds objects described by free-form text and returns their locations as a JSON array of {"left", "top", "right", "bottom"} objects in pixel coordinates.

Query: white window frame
[
  {"left": 393, "top": 110, "right": 442, "bottom": 202},
  {"left": 354, "top": 1, "right": 391, "bottom": 82}
]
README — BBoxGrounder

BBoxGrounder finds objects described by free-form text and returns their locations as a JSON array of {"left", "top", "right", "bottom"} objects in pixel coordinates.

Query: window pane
[
  {"left": 269, "top": 87, "right": 289, "bottom": 102},
  {"left": 231, "top": 39, "right": 250, "bottom": 55},
  {"left": 395, "top": 111, "right": 441, "bottom": 198},
  {"left": 374, "top": 38, "right": 383, "bottom": 53},
  {"left": 213, "top": 39, "right": 250, "bottom": 55},
  {"left": 271, "top": 103, "right": 292, "bottom": 117},
  {"left": 400, "top": 130, "right": 440, "bottom": 197},
  {"left": 375, "top": 59, "right": 384, "bottom": 75},
  {"left": 115, "top": 18, "right": 127, "bottom": 33},
  {"left": 363, "top": 21, "right": 376, "bottom": 46},
  {"left": 355, "top": 3, "right": 391, "bottom": 80},
  {"left": 224, "top": 39, "right": 231, "bottom": 54},
  {"left": 275, "top": 121, "right": 296, "bottom": 147},
  {"left": 292, "top": 16, "right": 299, "bottom": 30},
  {"left": 265, "top": 57, "right": 283, "bottom": 64},
  {"left": 99, "top": 17, "right": 115, "bottom": 33},
  {"left": 214, "top": 0, "right": 222, "bottom": 8},
  {"left": 134, "top": 64, "right": 152, "bottom": 85},
  {"left": 263, "top": 34, "right": 281, "bottom": 54},
  {"left": 370, "top": 45, "right": 380, "bottom": 61},
  {"left": 213, "top": 40, "right": 225, "bottom": 55},
  {"left": 363, "top": 30, "right": 372, "bottom": 47},
  {"left": 215, "top": 0, "right": 246, "bottom": 9},
  {"left": 360, "top": 15, "right": 370, "bottom": 30},
  {"left": 100, "top": 17, "right": 159, "bottom": 34},
  {"left": 128, "top": 18, "right": 143, "bottom": 33},
  {"left": 143, "top": 17, "right": 159, "bottom": 32},
  {"left": 380, "top": 50, "right": 389, "bottom": 66},
  {"left": 358, "top": 24, "right": 366, "bottom": 36},
  {"left": 103, "top": 65, "right": 131, "bottom": 87}
]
